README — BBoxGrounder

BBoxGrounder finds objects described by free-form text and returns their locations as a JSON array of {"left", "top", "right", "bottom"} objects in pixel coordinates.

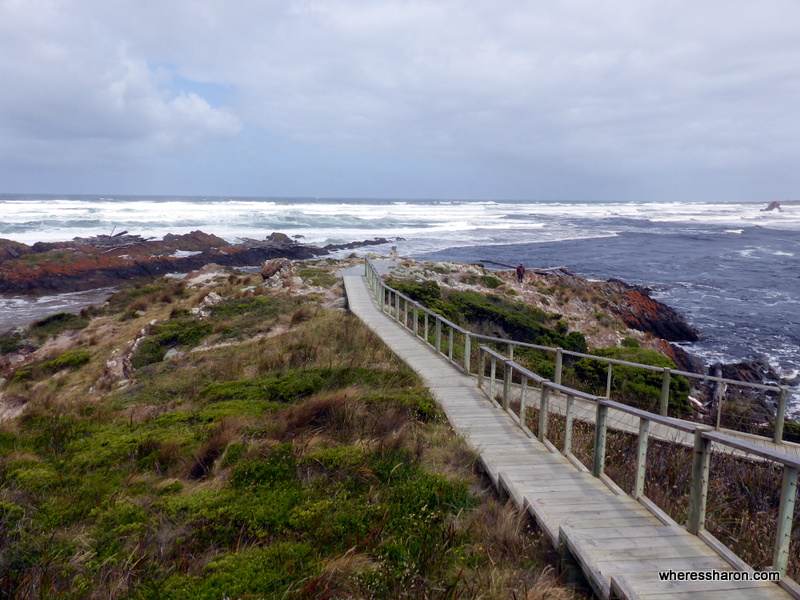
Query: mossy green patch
[
  {"left": 13, "top": 348, "right": 92, "bottom": 382},
  {"left": 0, "top": 335, "right": 20, "bottom": 354},
  {"left": 164, "top": 542, "right": 316, "bottom": 600},
  {"left": 131, "top": 318, "right": 212, "bottom": 368},
  {"left": 28, "top": 312, "right": 89, "bottom": 340},
  {"left": 295, "top": 265, "right": 338, "bottom": 287}
]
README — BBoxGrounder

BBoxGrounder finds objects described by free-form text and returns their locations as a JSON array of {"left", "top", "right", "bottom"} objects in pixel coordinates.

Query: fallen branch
[{"left": 477, "top": 259, "right": 570, "bottom": 274}]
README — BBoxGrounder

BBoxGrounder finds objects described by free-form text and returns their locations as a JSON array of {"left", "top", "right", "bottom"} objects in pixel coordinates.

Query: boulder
[
  {"left": 604, "top": 280, "right": 699, "bottom": 342},
  {"left": 261, "top": 258, "right": 293, "bottom": 280}
]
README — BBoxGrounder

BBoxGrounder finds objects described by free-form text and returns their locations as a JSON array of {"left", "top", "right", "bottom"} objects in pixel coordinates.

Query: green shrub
[
  {"left": 231, "top": 443, "right": 297, "bottom": 488},
  {"left": 200, "top": 371, "right": 326, "bottom": 404},
  {"left": 621, "top": 336, "right": 640, "bottom": 348},
  {"left": 386, "top": 280, "right": 456, "bottom": 319},
  {"left": 574, "top": 347, "right": 691, "bottom": 414},
  {"left": 29, "top": 312, "right": 89, "bottom": 339},
  {"left": 0, "top": 336, "right": 20, "bottom": 354},
  {"left": 365, "top": 387, "right": 439, "bottom": 421},
  {"left": 295, "top": 265, "right": 337, "bottom": 287},
  {"left": 11, "top": 349, "right": 91, "bottom": 382},
  {"left": 41, "top": 349, "right": 91, "bottom": 372},
  {"left": 131, "top": 318, "right": 212, "bottom": 368},
  {"left": 164, "top": 542, "right": 315, "bottom": 600},
  {"left": 480, "top": 275, "right": 503, "bottom": 288}
]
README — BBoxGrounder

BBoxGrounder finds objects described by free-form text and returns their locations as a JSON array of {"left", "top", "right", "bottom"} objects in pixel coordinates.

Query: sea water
[{"left": 1, "top": 194, "right": 797, "bottom": 411}]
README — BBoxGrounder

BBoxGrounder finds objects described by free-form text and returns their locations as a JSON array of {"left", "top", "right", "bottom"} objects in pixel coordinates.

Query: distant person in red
[{"left": 516, "top": 263, "right": 526, "bottom": 284}]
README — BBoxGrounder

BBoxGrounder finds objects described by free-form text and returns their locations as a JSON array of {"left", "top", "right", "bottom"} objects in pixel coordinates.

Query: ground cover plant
[
  {"left": 387, "top": 278, "right": 696, "bottom": 416},
  {"left": 0, "top": 264, "right": 581, "bottom": 600}
]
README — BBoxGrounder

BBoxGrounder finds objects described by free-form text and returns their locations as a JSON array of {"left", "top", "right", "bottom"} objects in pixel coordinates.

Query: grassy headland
[{"left": 0, "top": 259, "right": 582, "bottom": 599}]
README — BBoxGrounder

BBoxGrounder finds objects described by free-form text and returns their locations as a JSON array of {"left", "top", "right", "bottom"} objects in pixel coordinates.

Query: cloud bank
[{"left": 1, "top": 0, "right": 799, "bottom": 200}]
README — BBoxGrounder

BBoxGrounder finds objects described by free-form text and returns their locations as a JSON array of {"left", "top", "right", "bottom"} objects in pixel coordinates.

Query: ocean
[{"left": 1, "top": 194, "right": 798, "bottom": 411}]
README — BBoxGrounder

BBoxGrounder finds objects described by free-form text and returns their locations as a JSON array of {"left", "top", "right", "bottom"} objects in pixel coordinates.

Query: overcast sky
[{"left": 1, "top": 1, "right": 799, "bottom": 202}]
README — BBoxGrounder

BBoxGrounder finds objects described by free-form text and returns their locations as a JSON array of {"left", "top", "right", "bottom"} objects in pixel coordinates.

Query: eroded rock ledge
[{"left": 0, "top": 231, "right": 397, "bottom": 294}]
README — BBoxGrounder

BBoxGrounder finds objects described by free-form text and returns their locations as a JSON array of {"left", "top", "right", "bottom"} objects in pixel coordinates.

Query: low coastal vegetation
[
  {"left": 0, "top": 260, "right": 581, "bottom": 599},
  {"left": 386, "top": 277, "right": 692, "bottom": 415},
  {"left": 1, "top": 256, "right": 796, "bottom": 596}
]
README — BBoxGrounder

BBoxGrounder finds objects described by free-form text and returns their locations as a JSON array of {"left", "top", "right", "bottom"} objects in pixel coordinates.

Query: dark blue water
[{"left": 420, "top": 224, "right": 800, "bottom": 384}]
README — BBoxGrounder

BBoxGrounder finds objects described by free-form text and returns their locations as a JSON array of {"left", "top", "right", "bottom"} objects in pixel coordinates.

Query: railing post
[
  {"left": 464, "top": 333, "right": 471, "bottom": 374},
  {"left": 605, "top": 364, "right": 613, "bottom": 399},
  {"left": 563, "top": 394, "right": 574, "bottom": 455},
  {"left": 394, "top": 291, "right": 400, "bottom": 322},
  {"left": 519, "top": 376, "right": 528, "bottom": 424},
  {"left": 412, "top": 305, "right": 419, "bottom": 336},
  {"left": 509, "top": 343, "right": 514, "bottom": 361},
  {"left": 774, "top": 387, "right": 788, "bottom": 444},
  {"left": 592, "top": 403, "right": 608, "bottom": 477},
  {"left": 538, "top": 385, "right": 550, "bottom": 442},
  {"left": 448, "top": 326, "right": 454, "bottom": 361},
  {"left": 554, "top": 348, "right": 563, "bottom": 386},
  {"left": 435, "top": 319, "right": 442, "bottom": 353},
  {"left": 489, "top": 356, "right": 496, "bottom": 402},
  {"left": 773, "top": 465, "right": 798, "bottom": 577},
  {"left": 660, "top": 368, "right": 671, "bottom": 416},
  {"left": 502, "top": 361, "right": 512, "bottom": 411},
  {"left": 633, "top": 418, "right": 650, "bottom": 499},
  {"left": 424, "top": 313, "right": 429, "bottom": 344},
  {"left": 687, "top": 428, "right": 712, "bottom": 534},
  {"left": 478, "top": 347, "right": 486, "bottom": 389}
]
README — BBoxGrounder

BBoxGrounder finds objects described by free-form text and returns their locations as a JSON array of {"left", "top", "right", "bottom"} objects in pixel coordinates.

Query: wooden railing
[
  {"left": 476, "top": 345, "right": 799, "bottom": 580},
  {"left": 365, "top": 257, "right": 797, "bottom": 443},
  {"left": 364, "top": 257, "right": 800, "bottom": 583}
]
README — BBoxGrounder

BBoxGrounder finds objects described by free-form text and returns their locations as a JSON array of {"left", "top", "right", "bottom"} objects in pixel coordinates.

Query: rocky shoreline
[
  {"left": 385, "top": 258, "right": 793, "bottom": 431},
  {"left": 0, "top": 231, "right": 793, "bottom": 429},
  {"left": 0, "top": 230, "right": 398, "bottom": 294}
]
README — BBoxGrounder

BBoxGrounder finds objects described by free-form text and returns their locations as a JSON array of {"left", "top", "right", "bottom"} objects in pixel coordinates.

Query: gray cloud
[{"left": 1, "top": 0, "right": 800, "bottom": 199}]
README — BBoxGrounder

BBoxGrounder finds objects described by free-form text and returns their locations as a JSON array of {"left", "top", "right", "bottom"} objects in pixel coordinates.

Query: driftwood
[
  {"left": 478, "top": 259, "right": 571, "bottom": 275},
  {"left": 73, "top": 233, "right": 153, "bottom": 249},
  {"left": 236, "top": 237, "right": 297, "bottom": 250}
]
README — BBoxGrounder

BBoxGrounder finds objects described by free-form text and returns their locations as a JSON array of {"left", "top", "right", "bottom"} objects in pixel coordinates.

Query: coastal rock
[
  {"left": 761, "top": 201, "right": 783, "bottom": 212},
  {"left": 0, "top": 239, "right": 32, "bottom": 261},
  {"left": 652, "top": 340, "right": 705, "bottom": 374},
  {"left": 0, "top": 231, "right": 390, "bottom": 295},
  {"left": 699, "top": 359, "right": 781, "bottom": 426},
  {"left": 604, "top": 280, "right": 699, "bottom": 342},
  {"left": 717, "top": 358, "right": 782, "bottom": 385},
  {"left": 261, "top": 258, "right": 293, "bottom": 280},
  {"left": 322, "top": 237, "right": 401, "bottom": 252}
]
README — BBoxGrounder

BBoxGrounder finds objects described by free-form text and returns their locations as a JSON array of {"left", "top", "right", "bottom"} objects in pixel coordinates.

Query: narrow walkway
[{"left": 343, "top": 274, "right": 793, "bottom": 600}]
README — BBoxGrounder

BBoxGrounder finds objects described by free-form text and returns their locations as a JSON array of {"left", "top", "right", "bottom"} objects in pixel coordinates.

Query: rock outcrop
[
  {"left": 604, "top": 279, "right": 700, "bottom": 342},
  {"left": 0, "top": 232, "right": 400, "bottom": 295},
  {"left": 761, "top": 201, "right": 783, "bottom": 212}
]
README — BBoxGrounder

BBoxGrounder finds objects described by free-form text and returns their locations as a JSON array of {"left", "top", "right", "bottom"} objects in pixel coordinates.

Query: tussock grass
[{"left": 0, "top": 271, "right": 585, "bottom": 600}]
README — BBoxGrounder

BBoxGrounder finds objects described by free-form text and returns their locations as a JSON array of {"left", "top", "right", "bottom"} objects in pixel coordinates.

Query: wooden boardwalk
[{"left": 343, "top": 274, "right": 795, "bottom": 600}]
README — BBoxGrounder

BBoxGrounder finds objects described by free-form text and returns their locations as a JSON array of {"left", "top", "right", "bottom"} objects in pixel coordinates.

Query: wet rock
[
  {"left": 0, "top": 239, "right": 31, "bottom": 261},
  {"left": 604, "top": 280, "right": 699, "bottom": 342},
  {"left": 0, "top": 231, "right": 393, "bottom": 294}
]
